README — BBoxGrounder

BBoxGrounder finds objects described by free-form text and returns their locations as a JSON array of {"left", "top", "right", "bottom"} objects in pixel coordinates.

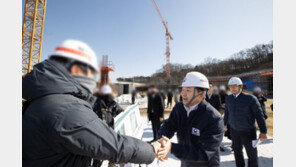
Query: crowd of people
[
  {"left": 146, "top": 75, "right": 270, "bottom": 167},
  {"left": 22, "top": 39, "right": 270, "bottom": 167}
]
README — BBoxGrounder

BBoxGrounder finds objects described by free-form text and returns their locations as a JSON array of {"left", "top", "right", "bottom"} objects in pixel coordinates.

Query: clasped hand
[{"left": 152, "top": 136, "right": 172, "bottom": 162}]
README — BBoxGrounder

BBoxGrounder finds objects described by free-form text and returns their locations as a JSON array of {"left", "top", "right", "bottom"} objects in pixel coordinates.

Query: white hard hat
[
  {"left": 219, "top": 85, "right": 226, "bottom": 91},
  {"left": 101, "top": 85, "right": 112, "bottom": 94},
  {"left": 213, "top": 86, "right": 218, "bottom": 90},
  {"left": 181, "top": 72, "right": 209, "bottom": 89},
  {"left": 228, "top": 77, "right": 243, "bottom": 86},
  {"left": 254, "top": 87, "right": 262, "bottom": 92},
  {"left": 49, "top": 39, "right": 99, "bottom": 71}
]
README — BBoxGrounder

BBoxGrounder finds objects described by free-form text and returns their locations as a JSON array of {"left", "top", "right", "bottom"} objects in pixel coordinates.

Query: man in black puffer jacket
[{"left": 22, "top": 39, "right": 160, "bottom": 167}]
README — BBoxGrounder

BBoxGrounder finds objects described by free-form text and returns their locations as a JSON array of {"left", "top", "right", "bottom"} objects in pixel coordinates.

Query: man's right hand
[
  {"left": 224, "top": 126, "right": 227, "bottom": 131},
  {"left": 152, "top": 141, "right": 161, "bottom": 156},
  {"left": 259, "top": 133, "right": 267, "bottom": 142},
  {"left": 156, "top": 136, "right": 171, "bottom": 162}
]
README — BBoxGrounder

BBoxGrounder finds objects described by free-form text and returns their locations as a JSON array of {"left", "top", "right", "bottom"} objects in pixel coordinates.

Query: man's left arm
[
  {"left": 262, "top": 96, "right": 267, "bottom": 102},
  {"left": 157, "top": 106, "right": 179, "bottom": 139}
]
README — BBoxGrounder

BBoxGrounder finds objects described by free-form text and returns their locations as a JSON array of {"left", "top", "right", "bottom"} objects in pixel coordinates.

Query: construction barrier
[
  {"left": 114, "top": 104, "right": 145, "bottom": 167},
  {"left": 114, "top": 104, "right": 145, "bottom": 140}
]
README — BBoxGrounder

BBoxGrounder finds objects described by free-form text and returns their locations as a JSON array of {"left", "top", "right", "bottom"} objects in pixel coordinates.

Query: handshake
[{"left": 152, "top": 136, "right": 172, "bottom": 162}]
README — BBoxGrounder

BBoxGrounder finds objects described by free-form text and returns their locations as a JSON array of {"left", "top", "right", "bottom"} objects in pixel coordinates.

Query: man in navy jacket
[
  {"left": 224, "top": 77, "right": 267, "bottom": 167},
  {"left": 156, "top": 72, "right": 224, "bottom": 167}
]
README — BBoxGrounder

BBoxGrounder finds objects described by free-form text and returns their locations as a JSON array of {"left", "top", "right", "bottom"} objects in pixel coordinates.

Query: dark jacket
[
  {"left": 22, "top": 60, "right": 155, "bottom": 167},
  {"left": 158, "top": 100, "right": 224, "bottom": 167},
  {"left": 131, "top": 90, "right": 136, "bottom": 100},
  {"left": 224, "top": 92, "right": 267, "bottom": 134},
  {"left": 160, "top": 91, "right": 166, "bottom": 105},
  {"left": 147, "top": 92, "right": 164, "bottom": 121},
  {"left": 219, "top": 91, "right": 227, "bottom": 104},
  {"left": 205, "top": 93, "right": 221, "bottom": 111},
  {"left": 93, "top": 94, "right": 124, "bottom": 128},
  {"left": 160, "top": 91, "right": 166, "bottom": 100},
  {"left": 253, "top": 93, "right": 268, "bottom": 119}
]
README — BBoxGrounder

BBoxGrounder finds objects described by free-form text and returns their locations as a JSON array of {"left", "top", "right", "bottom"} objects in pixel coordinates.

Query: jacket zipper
[{"left": 234, "top": 97, "right": 237, "bottom": 128}]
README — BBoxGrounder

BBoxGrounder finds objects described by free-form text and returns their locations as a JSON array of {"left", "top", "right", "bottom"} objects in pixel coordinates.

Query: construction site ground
[
  {"left": 139, "top": 98, "right": 273, "bottom": 167},
  {"left": 140, "top": 121, "right": 273, "bottom": 167}
]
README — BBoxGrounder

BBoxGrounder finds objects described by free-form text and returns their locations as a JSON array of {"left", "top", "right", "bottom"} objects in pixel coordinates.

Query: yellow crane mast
[{"left": 22, "top": 0, "right": 47, "bottom": 75}]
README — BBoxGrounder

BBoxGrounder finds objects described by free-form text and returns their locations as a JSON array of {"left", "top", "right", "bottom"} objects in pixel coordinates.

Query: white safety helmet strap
[
  {"left": 181, "top": 72, "right": 209, "bottom": 107},
  {"left": 185, "top": 87, "right": 206, "bottom": 107},
  {"left": 228, "top": 77, "right": 243, "bottom": 93},
  {"left": 229, "top": 84, "right": 243, "bottom": 92}
]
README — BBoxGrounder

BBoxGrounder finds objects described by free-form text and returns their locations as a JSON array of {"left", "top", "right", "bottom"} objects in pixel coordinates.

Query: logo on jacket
[{"left": 192, "top": 127, "right": 200, "bottom": 136}]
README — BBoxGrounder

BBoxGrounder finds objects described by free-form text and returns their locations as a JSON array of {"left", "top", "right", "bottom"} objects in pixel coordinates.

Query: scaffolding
[{"left": 100, "top": 55, "right": 114, "bottom": 87}]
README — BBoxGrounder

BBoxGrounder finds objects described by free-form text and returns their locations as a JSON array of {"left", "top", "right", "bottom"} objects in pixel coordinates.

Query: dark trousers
[
  {"left": 92, "top": 159, "right": 102, "bottom": 167},
  {"left": 231, "top": 128, "right": 258, "bottom": 167},
  {"left": 151, "top": 116, "right": 161, "bottom": 141},
  {"left": 167, "top": 99, "right": 172, "bottom": 108}
]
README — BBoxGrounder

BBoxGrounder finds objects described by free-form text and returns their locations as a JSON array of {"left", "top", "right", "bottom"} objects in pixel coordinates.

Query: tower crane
[
  {"left": 22, "top": 0, "right": 47, "bottom": 75},
  {"left": 150, "top": 0, "right": 173, "bottom": 80}
]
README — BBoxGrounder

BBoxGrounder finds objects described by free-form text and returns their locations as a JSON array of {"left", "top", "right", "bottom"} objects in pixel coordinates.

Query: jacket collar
[
  {"left": 182, "top": 100, "right": 207, "bottom": 122},
  {"left": 23, "top": 60, "right": 96, "bottom": 106}
]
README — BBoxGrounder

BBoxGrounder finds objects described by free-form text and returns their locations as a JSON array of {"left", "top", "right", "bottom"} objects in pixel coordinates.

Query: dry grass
[{"left": 265, "top": 99, "right": 273, "bottom": 137}]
